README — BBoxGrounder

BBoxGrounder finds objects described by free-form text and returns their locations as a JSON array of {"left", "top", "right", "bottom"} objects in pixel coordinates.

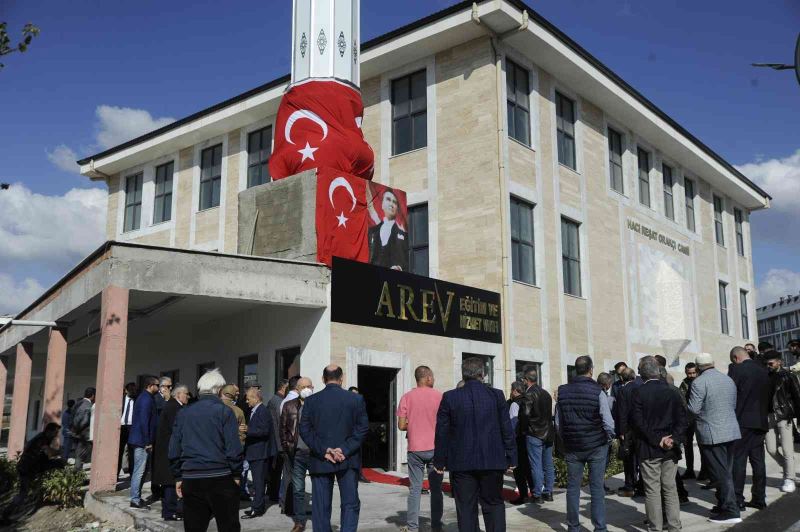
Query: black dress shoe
[
  {"left": 746, "top": 501, "right": 766, "bottom": 510},
  {"left": 240, "top": 493, "right": 252, "bottom": 501},
  {"left": 130, "top": 501, "right": 149, "bottom": 510},
  {"left": 242, "top": 511, "right": 265, "bottom": 519},
  {"left": 700, "top": 483, "right": 715, "bottom": 490},
  {"left": 542, "top": 492, "right": 553, "bottom": 502},
  {"left": 681, "top": 471, "right": 696, "bottom": 480},
  {"left": 510, "top": 496, "right": 526, "bottom": 505},
  {"left": 531, "top": 495, "right": 543, "bottom": 504},
  {"left": 710, "top": 505, "right": 723, "bottom": 514},
  {"left": 163, "top": 515, "right": 183, "bottom": 521},
  {"left": 738, "top": 503, "right": 747, "bottom": 512}
]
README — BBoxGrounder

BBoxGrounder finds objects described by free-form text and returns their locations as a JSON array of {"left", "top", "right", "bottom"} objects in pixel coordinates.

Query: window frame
[
  {"left": 123, "top": 172, "right": 143, "bottom": 233},
  {"left": 684, "top": 177, "right": 696, "bottom": 232},
  {"left": 506, "top": 59, "right": 531, "bottom": 146},
  {"left": 662, "top": 163, "right": 675, "bottom": 220},
  {"left": 713, "top": 195, "right": 725, "bottom": 246},
  {"left": 561, "top": 217, "right": 582, "bottom": 297},
  {"left": 555, "top": 91, "right": 576, "bottom": 170},
  {"left": 391, "top": 69, "right": 427, "bottom": 156},
  {"left": 739, "top": 290, "right": 749, "bottom": 339},
  {"left": 734, "top": 208, "right": 745, "bottom": 256},
  {"left": 153, "top": 161, "right": 174, "bottom": 224},
  {"left": 462, "top": 353, "right": 494, "bottom": 386},
  {"left": 510, "top": 197, "right": 536, "bottom": 285},
  {"left": 407, "top": 203, "right": 429, "bottom": 277},
  {"left": 719, "top": 281, "right": 729, "bottom": 335},
  {"left": 246, "top": 126, "right": 272, "bottom": 188},
  {"left": 199, "top": 143, "right": 223, "bottom": 211},
  {"left": 637, "top": 147, "right": 651, "bottom": 207},
  {"left": 607, "top": 127, "right": 624, "bottom": 194}
]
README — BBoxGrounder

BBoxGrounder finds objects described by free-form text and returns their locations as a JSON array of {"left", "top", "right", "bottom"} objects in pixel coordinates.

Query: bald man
[
  {"left": 728, "top": 346, "right": 771, "bottom": 510},
  {"left": 299, "top": 366, "right": 368, "bottom": 532}
]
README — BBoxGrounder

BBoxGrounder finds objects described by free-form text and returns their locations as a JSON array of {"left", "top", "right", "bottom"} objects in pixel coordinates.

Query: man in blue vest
[{"left": 556, "top": 356, "right": 615, "bottom": 532}]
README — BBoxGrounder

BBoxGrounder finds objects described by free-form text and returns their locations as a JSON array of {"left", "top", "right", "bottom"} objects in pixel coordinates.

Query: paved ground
[{"left": 94, "top": 445, "right": 799, "bottom": 531}]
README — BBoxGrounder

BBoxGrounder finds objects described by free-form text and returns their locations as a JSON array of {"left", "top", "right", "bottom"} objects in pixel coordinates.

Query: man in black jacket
[
  {"left": 508, "top": 381, "right": 533, "bottom": 505},
  {"left": 614, "top": 367, "right": 642, "bottom": 497},
  {"left": 153, "top": 384, "right": 187, "bottom": 521},
  {"left": 243, "top": 387, "right": 277, "bottom": 519},
  {"left": 765, "top": 350, "right": 800, "bottom": 493},
  {"left": 518, "top": 366, "right": 554, "bottom": 503},
  {"left": 728, "top": 345, "right": 771, "bottom": 510},
  {"left": 169, "top": 369, "right": 243, "bottom": 532},
  {"left": 632, "top": 356, "right": 688, "bottom": 531}
]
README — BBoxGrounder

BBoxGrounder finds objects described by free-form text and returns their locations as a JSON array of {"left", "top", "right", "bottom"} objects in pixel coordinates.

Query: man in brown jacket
[
  {"left": 220, "top": 384, "right": 248, "bottom": 500},
  {"left": 280, "top": 377, "right": 314, "bottom": 532}
]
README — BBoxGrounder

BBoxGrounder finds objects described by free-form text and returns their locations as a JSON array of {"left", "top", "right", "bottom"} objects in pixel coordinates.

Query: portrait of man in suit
[{"left": 367, "top": 186, "right": 409, "bottom": 271}]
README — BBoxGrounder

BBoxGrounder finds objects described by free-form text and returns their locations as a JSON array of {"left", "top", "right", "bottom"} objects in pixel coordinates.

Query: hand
[
  {"left": 434, "top": 467, "right": 445, "bottom": 475},
  {"left": 332, "top": 448, "right": 345, "bottom": 462},
  {"left": 506, "top": 466, "right": 516, "bottom": 475},
  {"left": 233, "top": 478, "right": 241, "bottom": 486},
  {"left": 324, "top": 448, "right": 339, "bottom": 464},
  {"left": 659, "top": 435, "right": 673, "bottom": 450},
  {"left": 145, "top": 445, "right": 152, "bottom": 452},
  {"left": 175, "top": 481, "right": 182, "bottom": 498},
  {"left": 239, "top": 424, "right": 247, "bottom": 434}
]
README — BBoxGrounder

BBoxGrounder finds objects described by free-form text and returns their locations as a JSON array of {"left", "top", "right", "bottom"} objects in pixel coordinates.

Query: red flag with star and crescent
[{"left": 269, "top": 79, "right": 374, "bottom": 181}]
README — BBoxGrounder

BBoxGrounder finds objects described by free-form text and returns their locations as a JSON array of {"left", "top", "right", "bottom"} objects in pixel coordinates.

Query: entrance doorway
[{"left": 357, "top": 365, "right": 399, "bottom": 471}]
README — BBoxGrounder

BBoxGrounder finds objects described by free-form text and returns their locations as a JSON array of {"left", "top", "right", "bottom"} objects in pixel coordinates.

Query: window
[
  {"left": 506, "top": 60, "right": 530, "bottom": 145},
  {"left": 561, "top": 218, "right": 581, "bottom": 296},
  {"left": 637, "top": 148, "right": 651, "bottom": 207},
  {"left": 407, "top": 203, "right": 429, "bottom": 276},
  {"left": 662, "top": 163, "right": 674, "bottom": 220},
  {"left": 713, "top": 195, "right": 724, "bottom": 245},
  {"left": 740, "top": 290, "right": 749, "bottom": 339},
  {"left": 463, "top": 353, "right": 494, "bottom": 385},
  {"left": 199, "top": 144, "right": 223, "bottom": 210},
  {"left": 153, "top": 162, "right": 174, "bottom": 224},
  {"left": 391, "top": 70, "right": 426, "bottom": 155},
  {"left": 247, "top": 127, "right": 272, "bottom": 188},
  {"left": 734, "top": 208, "right": 745, "bottom": 256},
  {"left": 684, "top": 178, "right": 696, "bottom": 232},
  {"left": 160, "top": 369, "right": 180, "bottom": 385},
  {"left": 238, "top": 354, "right": 259, "bottom": 392},
  {"left": 123, "top": 172, "right": 143, "bottom": 232},
  {"left": 515, "top": 360, "right": 542, "bottom": 383},
  {"left": 510, "top": 197, "right": 535, "bottom": 285},
  {"left": 608, "top": 128, "right": 624, "bottom": 194},
  {"left": 719, "top": 281, "right": 729, "bottom": 335},
  {"left": 556, "top": 92, "right": 576, "bottom": 169}
]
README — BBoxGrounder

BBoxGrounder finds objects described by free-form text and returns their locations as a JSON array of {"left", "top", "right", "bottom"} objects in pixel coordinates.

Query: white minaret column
[{"left": 291, "top": 0, "right": 360, "bottom": 87}]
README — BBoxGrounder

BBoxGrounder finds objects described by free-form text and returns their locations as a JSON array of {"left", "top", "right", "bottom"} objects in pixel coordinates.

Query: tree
[{"left": 0, "top": 22, "right": 40, "bottom": 70}]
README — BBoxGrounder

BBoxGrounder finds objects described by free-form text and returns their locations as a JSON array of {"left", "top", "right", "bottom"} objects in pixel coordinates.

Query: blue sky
[{"left": 1, "top": 0, "right": 798, "bottom": 313}]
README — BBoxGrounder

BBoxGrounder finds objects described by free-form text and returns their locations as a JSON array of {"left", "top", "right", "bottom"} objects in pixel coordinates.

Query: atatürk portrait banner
[{"left": 331, "top": 257, "right": 502, "bottom": 343}]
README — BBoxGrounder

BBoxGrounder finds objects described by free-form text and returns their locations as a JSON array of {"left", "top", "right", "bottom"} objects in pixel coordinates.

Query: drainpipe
[{"left": 472, "top": 3, "right": 528, "bottom": 391}]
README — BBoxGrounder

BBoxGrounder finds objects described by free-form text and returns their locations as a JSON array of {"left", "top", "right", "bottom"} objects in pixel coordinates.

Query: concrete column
[
  {"left": 7, "top": 342, "right": 33, "bottom": 459},
  {"left": 89, "top": 286, "right": 129, "bottom": 493},
  {"left": 42, "top": 327, "right": 68, "bottom": 425},
  {"left": 0, "top": 356, "right": 7, "bottom": 442}
]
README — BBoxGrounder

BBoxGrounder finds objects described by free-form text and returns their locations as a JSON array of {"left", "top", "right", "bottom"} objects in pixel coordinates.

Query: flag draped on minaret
[{"left": 269, "top": 0, "right": 374, "bottom": 182}]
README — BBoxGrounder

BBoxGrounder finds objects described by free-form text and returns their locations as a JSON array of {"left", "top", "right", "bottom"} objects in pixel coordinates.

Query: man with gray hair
[
  {"left": 688, "top": 353, "right": 741, "bottom": 524},
  {"left": 169, "top": 369, "right": 244, "bottom": 532},
  {"left": 631, "top": 356, "right": 687, "bottom": 531},
  {"left": 518, "top": 365, "right": 555, "bottom": 503}
]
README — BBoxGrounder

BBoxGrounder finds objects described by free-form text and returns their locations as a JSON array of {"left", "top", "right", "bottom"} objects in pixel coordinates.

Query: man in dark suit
[
  {"left": 631, "top": 356, "right": 688, "bottom": 531},
  {"left": 433, "top": 357, "right": 516, "bottom": 532},
  {"left": 368, "top": 189, "right": 408, "bottom": 271},
  {"left": 243, "top": 387, "right": 277, "bottom": 519},
  {"left": 153, "top": 384, "right": 188, "bottom": 521},
  {"left": 614, "top": 367, "right": 643, "bottom": 497},
  {"left": 299, "top": 365, "right": 369, "bottom": 532},
  {"left": 128, "top": 376, "right": 159, "bottom": 509},
  {"left": 728, "top": 345, "right": 771, "bottom": 510}
]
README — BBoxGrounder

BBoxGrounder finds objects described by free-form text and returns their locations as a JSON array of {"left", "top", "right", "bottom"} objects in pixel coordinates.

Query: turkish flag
[
  {"left": 316, "top": 167, "right": 369, "bottom": 266},
  {"left": 270, "top": 80, "right": 374, "bottom": 181}
]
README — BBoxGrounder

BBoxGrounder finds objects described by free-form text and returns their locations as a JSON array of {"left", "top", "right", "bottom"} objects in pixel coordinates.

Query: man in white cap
[{"left": 687, "top": 353, "right": 741, "bottom": 524}]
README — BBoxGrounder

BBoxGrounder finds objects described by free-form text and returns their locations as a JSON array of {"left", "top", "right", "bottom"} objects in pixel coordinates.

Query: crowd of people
[{"left": 3, "top": 338, "right": 800, "bottom": 532}]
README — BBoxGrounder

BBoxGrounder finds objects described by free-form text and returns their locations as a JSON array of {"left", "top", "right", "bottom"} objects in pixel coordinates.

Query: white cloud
[
  {"left": 736, "top": 149, "right": 800, "bottom": 214},
  {"left": 0, "top": 183, "right": 106, "bottom": 264},
  {"left": 95, "top": 105, "right": 175, "bottom": 150},
  {"left": 756, "top": 268, "right": 800, "bottom": 307},
  {"left": 0, "top": 275, "right": 45, "bottom": 316},
  {"left": 46, "top": 144, "right": 80, "bottom": 173}
]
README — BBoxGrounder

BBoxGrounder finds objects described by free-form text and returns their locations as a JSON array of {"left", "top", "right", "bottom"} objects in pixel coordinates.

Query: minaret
[{"left": 291, "top": 0, "right": 360, "bottom": 87}]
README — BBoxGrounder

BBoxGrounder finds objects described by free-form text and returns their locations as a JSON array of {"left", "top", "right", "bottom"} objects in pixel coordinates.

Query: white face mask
[{"left": 300, "top": 388, "right": 313, "bottom": 399}]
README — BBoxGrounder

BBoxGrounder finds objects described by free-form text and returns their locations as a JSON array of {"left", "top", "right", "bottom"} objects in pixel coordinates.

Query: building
[
  {"left": 757, "top": 294, "right": 800, "bottom": 363},
  {"left": 0, "top": 0, "right": 769, "bottom": 490}
]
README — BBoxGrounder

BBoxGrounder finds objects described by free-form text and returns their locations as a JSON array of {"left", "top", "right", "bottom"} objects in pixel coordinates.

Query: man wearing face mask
[
  {"left": 281, "top": 377, "right": 315, "bottom": 532},
  {"left": 367, "top": 188, "right": 408, "bottom": 271},
  {"left": 764, "top": 351, "right": 800, "bottom": 493}
]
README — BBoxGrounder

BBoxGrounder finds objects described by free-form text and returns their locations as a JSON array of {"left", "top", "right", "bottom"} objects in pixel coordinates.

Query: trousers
[
  {"left": 182, "top": 476, "right": 241, "bottom": 532},
  {"left": 700, "top": 441, "right": 739, "bottom": 519},
  {"left": 406, "top": 450, "right": 443, "bottom": 531},
  {"left": 732, "top": 428, "right": 766, "bottom": 506},
  {"left": 766, "top": 415, "right": 795, "bottom": 481},
  {"left": 640, "top": 458, "right": 681, "bottom": 531},
  {"left": 565, "top": 443, "right": 608, "bottom": 532},
  {"left": 450, "top": 470, "right": 505, "bottom": 532},
  {"left": 311, "top": 468, "right": 360, "bottom": 532}
]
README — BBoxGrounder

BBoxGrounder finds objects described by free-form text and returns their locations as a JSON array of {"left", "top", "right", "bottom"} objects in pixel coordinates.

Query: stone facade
[{"left": 99, "top": 34, "right": 757, "bottom": 390}]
